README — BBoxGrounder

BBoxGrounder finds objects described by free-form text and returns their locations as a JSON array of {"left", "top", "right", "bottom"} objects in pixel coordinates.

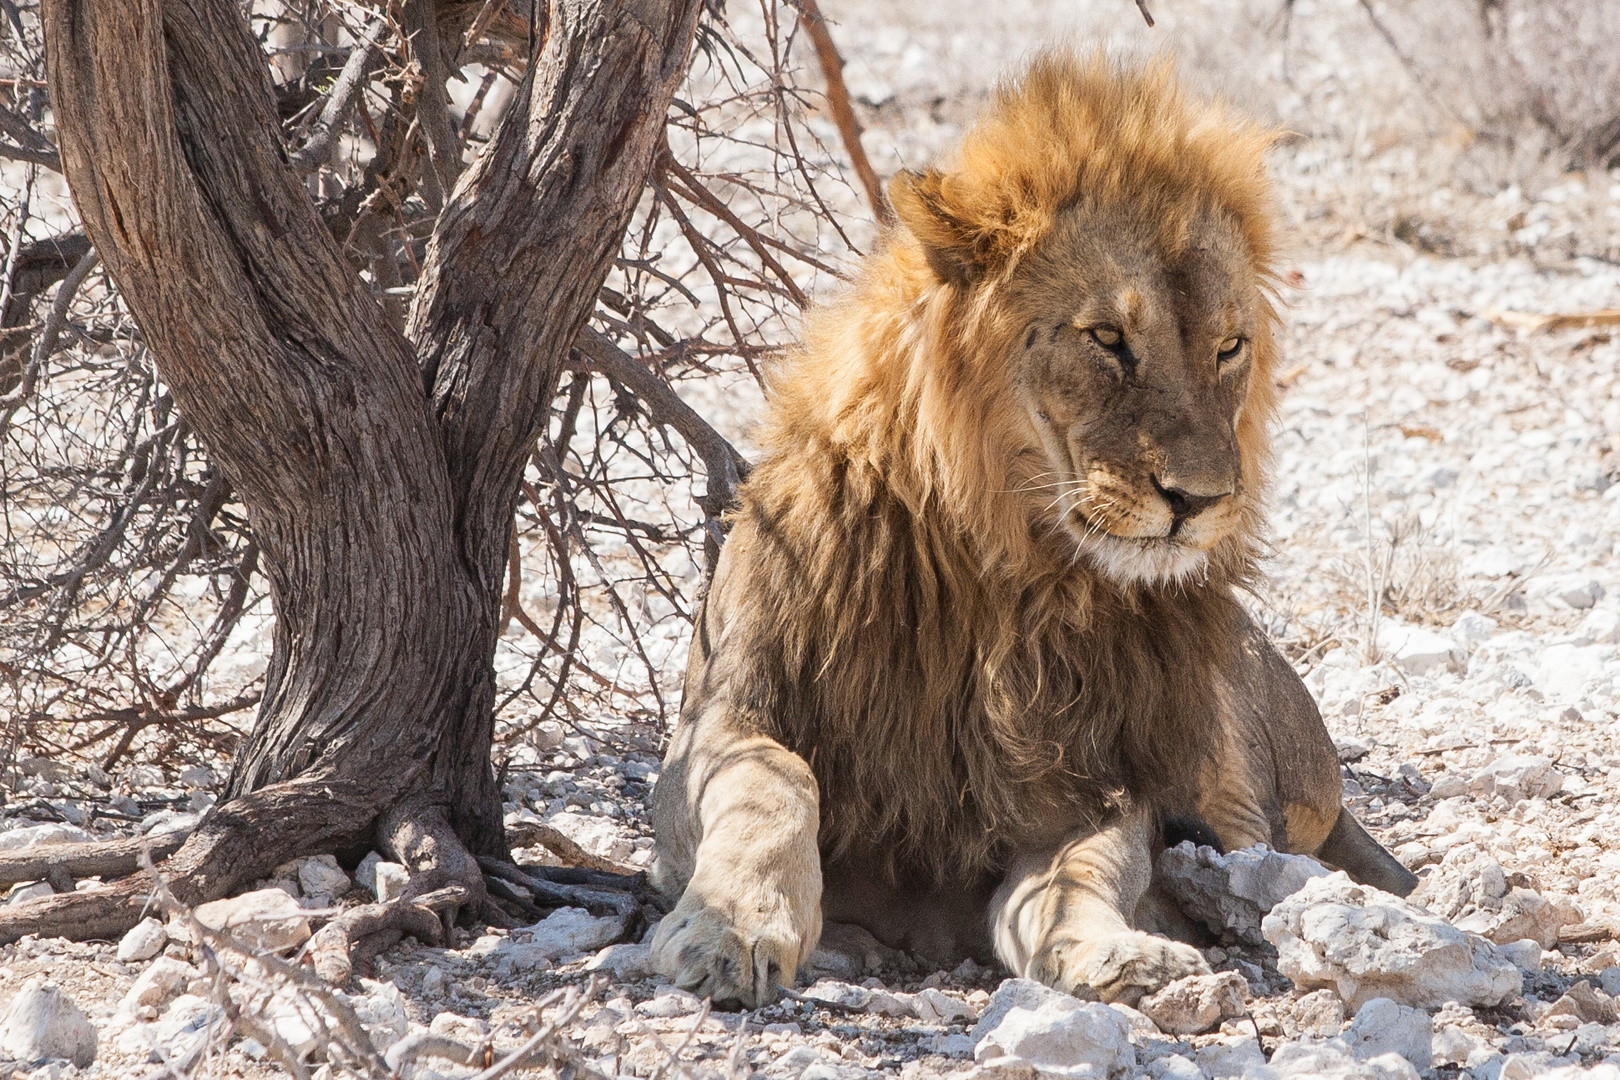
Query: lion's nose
[{"left": 1152, "top": 475, "right": 1230, "bottom": 531}]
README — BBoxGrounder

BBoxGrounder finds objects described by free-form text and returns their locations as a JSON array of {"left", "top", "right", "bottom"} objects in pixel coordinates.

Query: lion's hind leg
[
  {"left": 991, "top": 809, "right": 1209, "bottom": 1006},
  {"left": 649, "top": 722, "right": 823, "bottom": 1007},
  {"left": 1192, "top": 611, "right": 1416, "bottom": 895}
]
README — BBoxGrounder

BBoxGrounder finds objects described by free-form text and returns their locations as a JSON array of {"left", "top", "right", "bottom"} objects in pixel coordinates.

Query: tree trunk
[{"left": 6, "top": 0, "right": 700, "bottom": 942}]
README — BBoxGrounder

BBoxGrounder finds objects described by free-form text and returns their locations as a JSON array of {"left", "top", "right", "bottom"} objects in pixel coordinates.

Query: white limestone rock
[
  {"left": 1377, "top": 620, "right": 1464, "bottom": 676},
  {"left": 972, "top": 982, "right": 1134, "bottom": 1076},
  {"left": 863, "top": 988, "right": 916, "bottom": 1018},
  {"left": 1575, "top": 606, "right": 1620, "bottom": 644},
  {"left": 6, "top": 881, "right": 53, "bottom": 905},
  {"left": 801, "top": 979, "right": 871, "bottom": 1011},
  {"left": 913, "top": 986, "right": 976, "bottom": 1024},
  {"left": 1498, "top": 938, "right": 1544, "bottom": 971},
  {"left": 1142, "top": 1053, "right": 1203, "bottom": 1080},
  {"left": 545, "top": 810, "right": 633, "bottom": 862},
  {"left": 1417, "top": 854, "right": 1583, "bottom": 947},
  {"left": 345, "top": 979, "right": 408, "bottom": 1050},
  {"left": 634, "top": 987, "right": 702, "bottom": 1017},
  {"left": 1138, "top": 971, "right": 1248, "bottom": 1035},
  {"left": 117, "top": 917, "right": 168, "bottom": 962},
  {"left": 927, "top": 1032, "right": 977, "bottom": 1058},
  {"left": 177, "top": 765, "right": 214, "bottom": 788},
  {"left": 258, "top": 989, "right": 320, "bottom": 1059},
  {"left": 1432, "top": 1024, "right": 1495, "bottom": 1068},
  {"left": 0, "top": 982, "right": 97, "bottom": 1067},
  {"left": 0, "top": 824, "right": 91, "bottom": 852},
  {"left": 1468, "top": 755, "right": 1564, "bottom": 801},
  {"left": 373, "top": 861, "right": 409, "bottom": 903},
  {"left": 1289, "top": 988, "right": 1347, "bottom": 1036},
  {"left": 1451, "top": 611, "right": 1499, "bottom": 645},
  {"left": 179, "top": 886, "right": 312, "bottom": 952},
  {"left": 971, "top": 980, "right": 1087, "bottom": 1042},
  {"left": 294, "top": 854, "right": 351, "bottom": 905},
  {"left": 122, "top": 956, "right": 197, "bottom": 1011},
  {"left": 1262, "top": 873, "right": 1521, "bottom": 1010},
  {"left": 584, "top": 942, "right": 652, "bottom": 980},
  {"left": 1336, "top": 997, "right": 1432, "bottom": 1070},
  {"left": 517, "top": 906, "right": 624, "bottom": 961},
  {"left": 1193, "top": 1035, "right": 1265, "bottom": 1078},
  {"left": 1155, "top": 842, "right": 1331, "bottom": 945},
  {"left": 354, "top": 850, "right": 383, "bottom": 894},
  {"left": 140, "top": 810, "right": 200, "bottom": 839},
  {"left": 1256, "top": 1041, "right": 1421, "bottom": 1080}
]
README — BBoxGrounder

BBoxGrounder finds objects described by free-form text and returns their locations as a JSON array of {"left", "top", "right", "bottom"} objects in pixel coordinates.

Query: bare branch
[
  {"left": 288, "top": 17, "right": 385, "bottom": 171},
  {"left": 0, "top": 104, "right": 56, "bottom": 154},
  {"left": 0, "top": 245, "right": 97, "bottom": 440},
  {"left": 0, "top": 142, "right": 60, "bottom": 170},
  {"left": 411, "top": 0, "right": 704, "bottom": 588},
  {"left": 0, "top": 832, "right": 185, "bottom": 887},
  {"left": 404, "top": 0, "right": 463, "bottom": 205},
  {"left": 575, "top": 326, "right": 749, "bottom": 520},
  {"left": 797, "top": 0, "right": 893, "bottom": 224}
]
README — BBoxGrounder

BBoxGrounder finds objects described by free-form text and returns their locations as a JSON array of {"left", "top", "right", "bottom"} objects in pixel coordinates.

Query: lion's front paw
[
  {"left": 649, "top": 893, "right": 812, "bottom": 1008},
  {"left": 1033, "top": 930, "right": 1209, "bottom": 1006}
]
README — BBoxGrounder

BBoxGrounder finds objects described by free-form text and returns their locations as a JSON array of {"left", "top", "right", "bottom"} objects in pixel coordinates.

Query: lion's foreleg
[
  {"left": 648, "top": 726, "right": 822, "bottom": 1007},
  {"left": 990, "top": 808, "right": 1209, "bottom": 1005}
]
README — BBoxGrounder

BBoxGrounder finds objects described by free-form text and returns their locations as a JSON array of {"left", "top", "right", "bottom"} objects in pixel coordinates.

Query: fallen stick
[
  {"left": 1484, "top": 307, "right": 1620, "bottom": 334},
  {"left": 1558, "top": 921, "right": 1618, "bottom": 944}
]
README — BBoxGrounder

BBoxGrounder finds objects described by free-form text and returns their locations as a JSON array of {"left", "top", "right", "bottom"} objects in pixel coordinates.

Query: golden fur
[
  {"left": 649, "top": 51, "right": 1408, "bottom": 1008},
  {"left": 727, "top": 53, "right": 1278, "bottom": 877}
]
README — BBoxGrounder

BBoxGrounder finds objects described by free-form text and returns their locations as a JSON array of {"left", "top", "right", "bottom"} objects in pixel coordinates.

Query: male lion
[{"left": 649, "top": 52, "right": 1414, "bottom": 1008}]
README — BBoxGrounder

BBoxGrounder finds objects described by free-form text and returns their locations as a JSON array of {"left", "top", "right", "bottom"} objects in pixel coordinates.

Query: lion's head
[{"left": 855, "top": 52, "right": 1282, "bottom": 590}]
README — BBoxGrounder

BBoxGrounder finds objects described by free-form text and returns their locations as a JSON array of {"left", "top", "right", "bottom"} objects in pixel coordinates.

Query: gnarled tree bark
[{"left": 6, "top": 0, "right": 700, "bottom": 942}]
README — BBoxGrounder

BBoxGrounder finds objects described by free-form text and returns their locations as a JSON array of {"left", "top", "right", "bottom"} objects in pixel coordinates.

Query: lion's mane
[{"left": 708, "top": 53, "right": 1283, "bottom": 884}]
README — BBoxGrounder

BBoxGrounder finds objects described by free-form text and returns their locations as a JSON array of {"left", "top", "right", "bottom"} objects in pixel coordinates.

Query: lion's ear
[{"left": 889, "top": 169, "right": 1004, "bottom": 286}]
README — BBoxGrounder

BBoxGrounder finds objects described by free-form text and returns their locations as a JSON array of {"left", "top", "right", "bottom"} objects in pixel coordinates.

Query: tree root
[
  {"left": 0, "top": 832, "right": 186, "bottom": 888},
  {"left": 0, "top": 780, "right": 473, "bottom": 947},
  {"left": 507, "top": 818, "right": 640, "bottom": 875},
  {"left": 308, "top": 886, "right": 465, "bottom": 985},
  {"left": 0, "top": 778, "right": 661, "bottom": 990},
  {"left": 478, "top": 856, "right": 646, "bottom": 918},
  {"left": 379, "top": 799, "right": 492, "bottom": 932},
  {"left": 0, "top": 873, "right": 163, "bottom": 944},
  {"left": 476, "top": 855, "right": 667, "bottom": 949}
]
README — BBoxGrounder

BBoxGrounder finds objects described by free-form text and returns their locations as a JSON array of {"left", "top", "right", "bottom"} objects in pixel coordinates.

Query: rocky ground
[{"left": 4, "top": 0, "right": 1620, "bottom": 1078}]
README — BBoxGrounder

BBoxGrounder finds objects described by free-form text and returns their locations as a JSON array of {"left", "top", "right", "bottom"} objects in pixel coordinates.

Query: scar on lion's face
[{"left": 1011, "top": 205, "right": 1261, "bottom": 586}]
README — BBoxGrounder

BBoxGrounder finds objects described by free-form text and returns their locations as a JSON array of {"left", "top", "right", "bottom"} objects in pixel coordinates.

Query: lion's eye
[
  {"left": 1090, "top": 326, "right": 1123, "bottom": 348},
  {"left": 1217, "top": 336, "right": 1244, "bottom": 362}
]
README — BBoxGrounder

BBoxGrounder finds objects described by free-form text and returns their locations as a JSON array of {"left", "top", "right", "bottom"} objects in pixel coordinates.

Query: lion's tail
[{"left": 1315, "top": 805, "right": 1418, "bottom": 897}]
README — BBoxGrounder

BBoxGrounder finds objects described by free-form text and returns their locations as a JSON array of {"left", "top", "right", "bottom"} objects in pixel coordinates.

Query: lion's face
[{"left": 1008, "top": 206, "right": 1263, "bottom": 587}]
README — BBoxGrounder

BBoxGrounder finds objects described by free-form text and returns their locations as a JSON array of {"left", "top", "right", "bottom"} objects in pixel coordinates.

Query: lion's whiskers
[
  {"left": 1006, "top": 480, "right": 1088, "bottom": 494},
  {"left": 1041, "top": 488, "right": 1086, "bottom": 516}
]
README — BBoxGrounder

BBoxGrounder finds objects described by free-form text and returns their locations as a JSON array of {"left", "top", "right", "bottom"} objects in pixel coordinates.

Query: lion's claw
[
  {"left": 649, "top": 899, "right": 807, "bottom": 1008},
  {"left": 1034, "top": 930, "right": 1210, "bottom": 1006}
]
